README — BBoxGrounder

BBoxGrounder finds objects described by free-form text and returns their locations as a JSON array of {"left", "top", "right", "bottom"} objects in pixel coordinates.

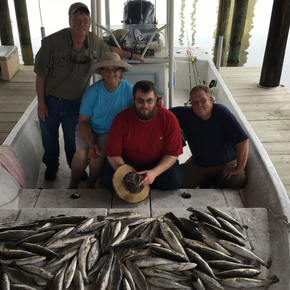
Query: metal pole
[
  {"left": 105, "top": 0, "right": 110, "bottom": 26},
  {"left": 168, "top": 0, "right": 174, "bottom": 108},
  {"left": 216, "top": 35, "right": 223, "bottom": 71},
  {"left": 91, "top": 0, "right": 96, "bottom": 35},
  {"left": 38, "top": 0, "right": 45, "bottom": 39}
]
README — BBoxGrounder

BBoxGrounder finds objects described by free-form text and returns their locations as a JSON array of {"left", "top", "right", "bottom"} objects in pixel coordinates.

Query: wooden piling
[
  {"left": 215, "top": 0, "right": 232, "bottom": 46},
  {"left": 260, "top": 0, "right": 290, "bottom": 87},
  {"left": 228, "top": 0, "right": 249, "bottom": 63},
  {"left": 0, "top": 0, "right": 14, "bottom": 45},
  {"left": 14, "top": 0, "right": 34, "bottom": 65},
  {"left": 214, "top": 0, "right": 232, "bottom": 66}
]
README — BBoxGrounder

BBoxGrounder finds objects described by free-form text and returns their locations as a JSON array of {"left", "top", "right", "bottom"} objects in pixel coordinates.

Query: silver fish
[
  {"left": 0, "top": 230, "right": 38, "bottom": 241},
  {"left": 216, "top": 216, "right": 247, "bottom": 239},
  {"left": 95, "top": 252, "right": 114, "bottom": 290},
  {"left": 9, "top": 285, "right": 36, "bottom": 290},
  {"left": 142, "top": 267, "right": 194, "bottom": 281},
  {"left": 207, "top": 260, "right": 255, "bottom": 270},
  {"left": 122, "top": 278, "right": 132, "bottom": 290},
  {"left": 133, "top": 257, "right": 180, "bottom": 268},
  {"left": 203, "top": 222, "right": 246, "bottom": 246},
  {"left": 194, "top": 269, "right": 224, "bottom": 290},
  {"left": 21, "top": 242, "right": 58, "bottom": 258},
  {"left": 45, "top": 233, "right": 91, "bottom": 249},
  {"left": 87, "top": 238, "right": 101, "bottom": 271},
  {"left": 12, "top": 230, "right": 55, "bottom": 246},
  {"left": 82, "top": 220, "right": 106, "bottom": 233},
  {"left": 2, "top": 265, "right": 40, "bottom": 286},
  {"left": 219, "top": 275, "right": 279, "bottom": 288},
  {"left": 45, "top": 248, "right": 78, "bottom": 268},
  {"left": 217, "top": 239, "right": 268, "bottom": 267},
  {"left": 110, "top": 226, "right": 130, "bottom": 247},
  {"left": 122, "top": 263, "right": 137, "bottom": 290},
  {"left": 185, "top": 247, "right": 216, "bottom": 278},
  {"left": 207, "top": 206, "right": 246, "bottom": 229},
  {"left": 202, "top": 238, "right": 232, "bottom": 256},
  {"left": 42, "top": 227, "right": 75, "bottom": 246},
  {"left": 87, "top": 254, "right": 109, "bottom": 276},
  {"left": 215, "top": 268, "right": 261, "bottom": 278},
  {"left": 148, "top": 219, "right": 160, "bottom": 243},
  {"left": 1, "top": 272, "right": 10, "bottom": 290},
  {"left": 108, "top": 255, "right": 123, "bottom": 290},
  {"left": 73, "top": 269, "right": 85, "bottom": 290},
  {"left": 149, "top": 262, "right": 197, "bottom": 271},
  {"left": 53, "top": 261, "right": 68, "bottom": 290},
  {"left": 125, "top": 260, "right": 149, "bottom": 290},
  {"left": 68, "top": 217, "right": 94, "bottom": 236},
  {"left": 100, "top": 221, "right": 111, "bottom": 254},
  {"left": 160, "top": 221, "right": 189, "bottom": 260},
  {"left": 78, "top": 235, "right": 94, "bottom": 284},
  {"left": 150, "top": 245, "right": 189, "bottom": 262},
  {"left": 37, "top": 215, "right": 88, "bottom": 225},
  {"left": 104, "top": 211, "right": 142, "bottom": 220},
  {"left": 0, "top": 255, "right": 46, "bottom": 266},
  {"left": 191, "top": 277, "right": 206, "bottom": 290},
  {"left": 146, "top": 277, "right": 192, "bottom": 289},
  {"left": 18, "top": 264, "right": 54, "bottom": 280},
  {"left": 0, "top": 249, "right": 36, "bottom": 259},
  {"left": 153, "top": 237, "right": 171, "bottom": 249},
  {"left": 187, "top": 207, "right": 222, "bottom": 228},
  {"left": 183, "top": 238, "right": 242, "bottom": 263},
  {"left": 64, "top": 254, "right": 78, "bottom": 289},
  {"left": 125, "top": 221, "right": 151, "bottom": 240}
]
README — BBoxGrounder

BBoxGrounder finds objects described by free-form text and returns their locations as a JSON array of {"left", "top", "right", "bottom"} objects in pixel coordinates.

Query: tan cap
[
  {"left": 69, "top": 2, "right": 90, "bottom": 16},
  {"left": 112, "top": 165, "right": 150, "bottom": 204}
]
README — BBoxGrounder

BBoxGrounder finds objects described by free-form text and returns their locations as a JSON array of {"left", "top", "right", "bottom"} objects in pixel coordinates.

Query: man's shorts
[{"left": 75, "top": 125, "right": 108, "bottom": 151}]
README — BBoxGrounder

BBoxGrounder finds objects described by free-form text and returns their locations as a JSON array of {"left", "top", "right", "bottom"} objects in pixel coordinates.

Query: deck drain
[
  {"left": 181, "top": 192, "right": 191, "bottom": 199},
  {"left": 70, "top": 193, "right": 80, "bottom": 199}
]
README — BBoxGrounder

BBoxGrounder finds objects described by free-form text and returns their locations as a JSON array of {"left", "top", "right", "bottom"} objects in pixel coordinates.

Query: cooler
[{"left": 0, "top": 46, "right": 20, "bottom": 80}]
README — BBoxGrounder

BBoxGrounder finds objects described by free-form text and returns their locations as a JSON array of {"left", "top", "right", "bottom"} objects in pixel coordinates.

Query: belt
[{"left": 50, "top": 96, "right": 81, "bottom": 101}]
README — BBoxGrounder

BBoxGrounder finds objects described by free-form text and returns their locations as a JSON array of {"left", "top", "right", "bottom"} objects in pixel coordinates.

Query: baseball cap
[{"left": 68, "top": 2, "right": 90, "bottom": 16}]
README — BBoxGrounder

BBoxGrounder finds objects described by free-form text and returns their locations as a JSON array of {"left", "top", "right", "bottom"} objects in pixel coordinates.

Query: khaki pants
[{"left": 181, "top": 156, "right": 246, "bottom": 189}]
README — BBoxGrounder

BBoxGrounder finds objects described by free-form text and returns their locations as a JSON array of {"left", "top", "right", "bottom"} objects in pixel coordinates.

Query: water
[{"left": 6, "top": 0, "right": 290, "bottom": 89}]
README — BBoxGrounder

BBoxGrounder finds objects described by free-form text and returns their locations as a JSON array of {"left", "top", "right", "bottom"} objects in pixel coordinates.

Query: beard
[{"left": 134, "top": 105, "right": 156, "bottom": 121}]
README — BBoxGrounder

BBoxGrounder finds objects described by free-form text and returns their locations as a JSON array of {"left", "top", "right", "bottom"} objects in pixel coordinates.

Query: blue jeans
[
  {"left": 38, "top": 95, "right": 81, "bottom": 168},
  {"left": 101, "top": 158, "right": 184, "bottom": 191}
]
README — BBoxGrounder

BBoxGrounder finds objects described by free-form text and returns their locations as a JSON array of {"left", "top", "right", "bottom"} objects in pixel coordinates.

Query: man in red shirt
[{"left": 101, "top": 80, "right": 184, "bottom": 191}]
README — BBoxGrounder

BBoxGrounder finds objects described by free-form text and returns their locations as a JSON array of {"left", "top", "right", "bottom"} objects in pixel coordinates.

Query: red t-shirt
[{"left": 107, "top": 106, "right": 183, "bottom": 164}]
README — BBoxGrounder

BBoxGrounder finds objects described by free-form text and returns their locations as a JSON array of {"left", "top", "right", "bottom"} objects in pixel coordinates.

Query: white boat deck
[{"left": 0, "top": 61, "right": 289, "bottom": 289}]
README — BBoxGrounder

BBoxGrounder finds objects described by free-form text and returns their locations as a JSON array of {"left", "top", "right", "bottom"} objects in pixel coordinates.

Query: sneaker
[
  {"left": 80, "top": 171, "right": 88, "bottom": 181},
  {"left": 44, "top": 166, "right": 58, "bottom": 181}
]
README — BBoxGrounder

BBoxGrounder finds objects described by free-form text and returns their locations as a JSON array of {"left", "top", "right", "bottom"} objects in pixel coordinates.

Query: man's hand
[
  {"left": 132, "top": 53, "right": 145, "bottom": 62},
  {"left": 87, "top": 144, "right": 101, "bottom": 160},
  {"left": 136, "top": 170, "right": 157, "bottom": 186},
  {"left": 38, "top": 103, "right": 49, "bottom": 122},
  {"left": 221, "top": 163, "right": 243, "bottom": 180}
]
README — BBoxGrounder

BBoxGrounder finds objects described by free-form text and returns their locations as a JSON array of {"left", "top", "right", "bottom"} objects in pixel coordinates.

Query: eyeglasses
[
  {"left": 101, "top": 67, "right": 121, "bottom": 73},
  {"left": 134, "top": 97, "right": 155, "bottom": 104},
  {"left": 72, "top": 18, "right": 91, "bottom": 25},
  {"left": 191, "top": 97, "right": 209, "bottom": 106}
]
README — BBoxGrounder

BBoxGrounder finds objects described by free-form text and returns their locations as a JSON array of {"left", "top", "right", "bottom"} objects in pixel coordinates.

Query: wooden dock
[{"left": 0, "top": 65, "right": 289, "bottom": 195}]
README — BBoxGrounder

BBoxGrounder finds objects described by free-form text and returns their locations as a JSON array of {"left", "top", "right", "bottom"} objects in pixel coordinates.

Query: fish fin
[
  {"left": 266, "top": 259, "right": 272, "bottom": 269},
  {"left": 269, "top": 275, "right": 280, "bottom": 284}
]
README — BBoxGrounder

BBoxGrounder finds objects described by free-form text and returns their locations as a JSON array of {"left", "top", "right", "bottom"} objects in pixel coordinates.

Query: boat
[{"left": 0, "top": 0, "right": 289, "bottom": 289}]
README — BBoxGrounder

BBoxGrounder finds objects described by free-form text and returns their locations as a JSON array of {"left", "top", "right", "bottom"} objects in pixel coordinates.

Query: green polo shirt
[{"left": 34, "top": 28, "right": 111, "bottom": 100}]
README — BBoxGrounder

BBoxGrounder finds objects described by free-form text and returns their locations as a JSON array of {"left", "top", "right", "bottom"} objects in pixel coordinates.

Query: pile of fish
[{"left": 0, "top": 206, "right": 280, "bottom": 289}]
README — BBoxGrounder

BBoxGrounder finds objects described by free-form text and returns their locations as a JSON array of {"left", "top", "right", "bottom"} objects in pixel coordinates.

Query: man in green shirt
[{"left": 34, "top": 2, "right": 142, "bottom": 181}]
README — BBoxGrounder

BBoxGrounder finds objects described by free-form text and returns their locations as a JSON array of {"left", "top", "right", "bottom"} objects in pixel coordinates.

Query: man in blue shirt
[{"left": 170, "top": 84, "right": 249, "bottom": 189}]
